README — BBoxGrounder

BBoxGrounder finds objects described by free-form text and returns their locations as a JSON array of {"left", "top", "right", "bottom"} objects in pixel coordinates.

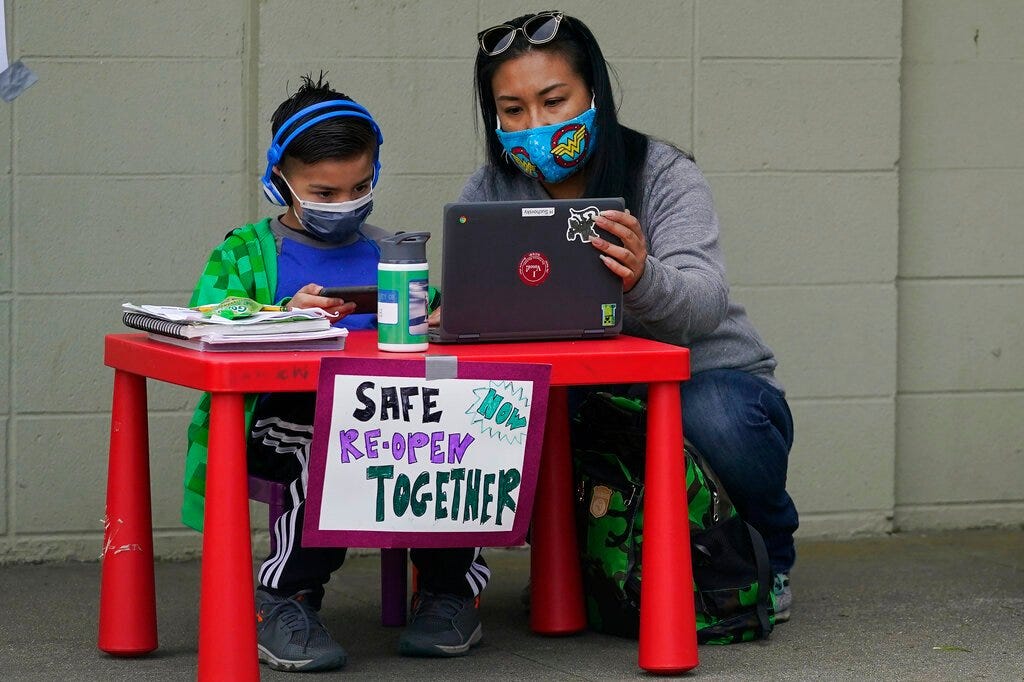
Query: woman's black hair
[
  {"left": 473, "top": 12, "right": 653, "bottom": 212},
  {"left": 269, "top": 72, "right": 378, "bottom": 206}
]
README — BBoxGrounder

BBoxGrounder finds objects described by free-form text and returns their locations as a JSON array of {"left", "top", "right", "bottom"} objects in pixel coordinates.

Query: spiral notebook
[
  {"left": 429, "top": 197, "right": 624, "bottom": 343},
  {"left": 146, "top": 328, "right": 347, "bottom": 352},
  {"left": 122, "top": 310, "right": 331, "bottom": 339},
  {"left": 121, "top": 303, "right": 341, "bottom": 351}
]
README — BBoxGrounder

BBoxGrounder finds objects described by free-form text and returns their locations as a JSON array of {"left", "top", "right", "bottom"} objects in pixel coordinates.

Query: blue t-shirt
[{"left": 272, "top": 219, "right": 379, "bottom": 331}]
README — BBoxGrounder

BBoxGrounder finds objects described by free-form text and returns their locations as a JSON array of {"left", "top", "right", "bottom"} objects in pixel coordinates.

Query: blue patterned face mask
[
  {"left": 495, "top": 104, "right": 597, "bottom": 184},
  {"left": 280, "top": 175, "right": 373, "bottom": 243}
]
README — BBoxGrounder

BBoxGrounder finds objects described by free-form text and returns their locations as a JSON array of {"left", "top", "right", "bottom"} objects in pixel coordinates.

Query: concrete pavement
[{"left": 0, "top": 528, "right": 1021, "bottom": 680}]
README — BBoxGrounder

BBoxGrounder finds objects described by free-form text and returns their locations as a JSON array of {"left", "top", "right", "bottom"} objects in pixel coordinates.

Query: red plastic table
[{"left": 99, "top": 331, "right": 697, "bottom": 678}]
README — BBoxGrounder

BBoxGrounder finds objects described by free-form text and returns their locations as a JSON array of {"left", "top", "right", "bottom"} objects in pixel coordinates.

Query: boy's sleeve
[{"left": 188, "top": 237, "right": 252, "bottom": 307}]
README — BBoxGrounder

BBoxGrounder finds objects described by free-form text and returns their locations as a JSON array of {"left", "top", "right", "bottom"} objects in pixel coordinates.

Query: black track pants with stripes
[{"left": 248, "top": 392, "right": 489, "bottom": 609}]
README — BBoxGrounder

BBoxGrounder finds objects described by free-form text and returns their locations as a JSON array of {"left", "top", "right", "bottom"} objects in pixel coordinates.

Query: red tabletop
[{"left": 104, "top": 331, "right": 690, "bottom": 390}]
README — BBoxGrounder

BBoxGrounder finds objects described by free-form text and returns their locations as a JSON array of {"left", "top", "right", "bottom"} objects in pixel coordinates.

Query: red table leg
[
  {"left": 530, "top": 386, "right": 586, "bottom": 634},
  {"left": 198, "top": 393, "right": 259, "bottom": 681},
  {"left": 639, "top": 381, "right": 699, "bottom": 673},
  {"left": 98, "top": 370, "right": 158, "bottom": 655}
]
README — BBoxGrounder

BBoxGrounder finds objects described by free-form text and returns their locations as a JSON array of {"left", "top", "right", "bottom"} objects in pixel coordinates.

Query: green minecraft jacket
[{"left": 182, "top": 218, "right": 279, "bottom": 531}]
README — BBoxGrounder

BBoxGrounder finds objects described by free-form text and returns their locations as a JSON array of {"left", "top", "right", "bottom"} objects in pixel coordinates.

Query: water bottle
[{"left": 377, "top": 231, "right": 431, "bottom": 352}]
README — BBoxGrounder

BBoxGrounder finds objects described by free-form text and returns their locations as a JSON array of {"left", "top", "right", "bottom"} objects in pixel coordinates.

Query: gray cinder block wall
[
  {"left": 0, "top": 1, "right": 1020, "bottom": 562},
  {"left": 897, "top": 0, "right": 1024, "bottom": 529}
]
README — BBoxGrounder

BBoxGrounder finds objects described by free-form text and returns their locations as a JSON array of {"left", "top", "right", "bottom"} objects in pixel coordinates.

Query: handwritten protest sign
[{"left": 303, "top": 357, "right": 551, "bottom": 548}]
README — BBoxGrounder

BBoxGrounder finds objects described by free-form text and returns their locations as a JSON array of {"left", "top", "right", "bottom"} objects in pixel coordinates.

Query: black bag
[{"left": 572, "top": 392, "right": 774, "bottom": 644}]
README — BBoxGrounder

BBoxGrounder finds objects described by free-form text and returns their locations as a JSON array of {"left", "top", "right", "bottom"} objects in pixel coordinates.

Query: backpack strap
[{"left": 745, "top": 522, "right": 774, "bottom": 638}]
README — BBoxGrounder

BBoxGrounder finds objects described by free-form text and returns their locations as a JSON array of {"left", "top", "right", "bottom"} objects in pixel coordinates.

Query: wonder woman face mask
[{"left": 495, "top": 104, "right": 597, "bottom": 184}]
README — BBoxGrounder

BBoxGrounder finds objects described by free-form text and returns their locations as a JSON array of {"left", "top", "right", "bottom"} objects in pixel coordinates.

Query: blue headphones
[{"left": 260, "top": 99, "right": 384, "bottom": 206}]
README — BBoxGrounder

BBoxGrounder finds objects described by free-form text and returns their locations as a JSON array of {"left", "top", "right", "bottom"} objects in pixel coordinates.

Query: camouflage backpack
[{"left": 571, "top": 392, "right": 775, "bottom": 644}]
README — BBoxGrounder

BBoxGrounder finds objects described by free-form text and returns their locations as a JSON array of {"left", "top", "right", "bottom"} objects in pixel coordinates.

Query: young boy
[{"left": 183, "top": 74, "right": 487, "bottom": 672}]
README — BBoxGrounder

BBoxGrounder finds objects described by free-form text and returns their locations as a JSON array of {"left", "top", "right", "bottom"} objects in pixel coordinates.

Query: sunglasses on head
[{"left": 478, "top": 11, "right": 564, "bottom": 56}]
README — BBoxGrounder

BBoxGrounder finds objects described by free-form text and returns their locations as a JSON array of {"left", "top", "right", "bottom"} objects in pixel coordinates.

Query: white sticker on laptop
[
  {"left": 566, "top": 206, "right": 601, "bottom": 243},
  {"left": 522, "top": 207, "right": 555, "bottom": 217}
]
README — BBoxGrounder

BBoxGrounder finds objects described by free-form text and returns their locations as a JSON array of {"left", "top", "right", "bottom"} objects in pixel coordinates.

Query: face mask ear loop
[
  {"left": 274, "top": 171, "right": 304, "bottom": 224},
  {"left": 276, "top": 173, "right": 309, "bottom": 227},
  {"left": 492, "top": 121, "right": 512, "bottom": 162},
  {"left": 276, "top": 170, "right": 299, "bottom": 203}
]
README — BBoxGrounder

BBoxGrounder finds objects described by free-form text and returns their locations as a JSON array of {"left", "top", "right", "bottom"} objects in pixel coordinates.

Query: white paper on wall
[
  {"left": 0, "top": 1, "right": 39, "bottom": 102},
  {"left": 1, "top": 0, "right": 8, "bottom": 73}
]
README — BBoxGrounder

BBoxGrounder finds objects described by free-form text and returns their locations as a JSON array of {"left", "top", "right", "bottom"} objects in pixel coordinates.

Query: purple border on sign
[{"left": 302, "top": 357, "right": 551, "bottom": 548}]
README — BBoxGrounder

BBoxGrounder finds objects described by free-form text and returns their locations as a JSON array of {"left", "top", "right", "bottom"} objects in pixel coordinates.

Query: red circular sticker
[{"left": 518, "top": 252, "right": 550, "bottom": 286}]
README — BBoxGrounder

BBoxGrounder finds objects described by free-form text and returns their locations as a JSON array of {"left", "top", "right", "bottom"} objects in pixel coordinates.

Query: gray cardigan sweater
[{"left": 458, "top": 139, "right": 780, "bottom": 387}]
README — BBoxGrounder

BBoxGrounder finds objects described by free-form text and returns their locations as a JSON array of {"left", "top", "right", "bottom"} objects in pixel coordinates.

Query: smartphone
[{"left": 318, "top": 285, "right": 378, "bottom": 314}]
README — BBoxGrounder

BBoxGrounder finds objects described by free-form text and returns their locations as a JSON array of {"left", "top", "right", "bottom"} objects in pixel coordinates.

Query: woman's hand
[
  {"left": 427, "top": 306, "right": 442, "bottom": 327},
  {"left": 591, "top": 209, "right": 647, "bottom": 292},
  {"left": 288, "top": 283, "right": 356, "bottom": 319}
]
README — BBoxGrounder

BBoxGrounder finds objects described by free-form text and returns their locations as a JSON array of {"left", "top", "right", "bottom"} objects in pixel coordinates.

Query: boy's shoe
[
  {"left": 398, "top": 591, "right": 483, "bottom": 657},
  {"left": 255, "top": 589, "right": 347, "bottom": 672},
  {"left": 773, "top": 573, "right": 792, "bottom": 623}
]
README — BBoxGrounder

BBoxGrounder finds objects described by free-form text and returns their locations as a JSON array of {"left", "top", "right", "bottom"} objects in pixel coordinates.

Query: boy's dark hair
[{"left": 269, "top": 72, "right": 378, "bottom": 205}]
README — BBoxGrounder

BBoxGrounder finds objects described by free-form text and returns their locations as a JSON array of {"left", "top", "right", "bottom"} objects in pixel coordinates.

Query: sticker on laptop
[
  {"left": 518, "top": 252, "right": 550, "bottom": 286},
  {"left": 601, "top": 303, "right": 618, "bottom": 327},
  {"left": 566, "top": 206, "right": 601, "bottom": 243}
]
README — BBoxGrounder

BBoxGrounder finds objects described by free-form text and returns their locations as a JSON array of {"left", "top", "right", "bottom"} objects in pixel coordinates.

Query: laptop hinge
[
  {"left": 457, "top": 334, "right": 481, "bottom": 341},
  {"left": 583, "top": 329, "right": 608, "bottom": 336}
]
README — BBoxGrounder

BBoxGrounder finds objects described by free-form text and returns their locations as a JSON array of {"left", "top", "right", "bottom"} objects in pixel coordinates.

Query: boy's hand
[
  {"left": 428, "top": 306, "right": 441, "bottom": 327},
  {"left": 288, "top": 283, "right": 356, "bottom": 318}
]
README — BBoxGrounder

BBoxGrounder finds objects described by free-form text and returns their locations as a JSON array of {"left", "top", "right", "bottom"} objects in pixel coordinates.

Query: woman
[{"left": 462, "top": 10, "right": 798, "bottom": 621}]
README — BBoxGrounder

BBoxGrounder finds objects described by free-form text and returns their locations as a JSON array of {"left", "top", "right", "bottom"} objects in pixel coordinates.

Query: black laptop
[{"left": 429, "top": 197, "right": 625, "bottom": 343}]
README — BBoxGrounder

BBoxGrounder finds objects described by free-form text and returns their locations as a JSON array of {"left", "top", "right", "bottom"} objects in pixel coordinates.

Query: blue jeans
[{"left": 570, "top": 369, "right": 798, "bottom": 574}]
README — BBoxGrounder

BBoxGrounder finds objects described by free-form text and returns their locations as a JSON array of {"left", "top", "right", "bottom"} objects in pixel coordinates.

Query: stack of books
[{"left": 121, "top": 303, "right": 347, "bottom": 351}]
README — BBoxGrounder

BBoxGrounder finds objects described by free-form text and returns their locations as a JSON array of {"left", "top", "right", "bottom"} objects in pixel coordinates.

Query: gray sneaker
[
  {"left": 255, "top": 589, "right": 347, "bottom": 672},
  {"left": 398, "top": 591, "right": 483, "bottom": 657},
  {"left": 773, "top": 573, "right": 792, "bottom": 623}
]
